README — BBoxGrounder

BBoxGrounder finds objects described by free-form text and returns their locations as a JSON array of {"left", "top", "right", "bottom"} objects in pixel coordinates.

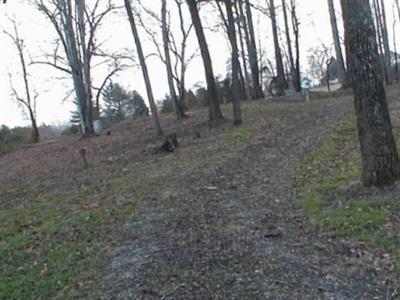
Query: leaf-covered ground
[{"left": 1, "top": 87, "right": 400, "bottom": 299}]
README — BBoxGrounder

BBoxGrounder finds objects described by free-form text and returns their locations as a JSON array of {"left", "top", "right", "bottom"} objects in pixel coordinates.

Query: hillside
[{"left": 1, "top": 88, "right": 400, "bottom": 299}]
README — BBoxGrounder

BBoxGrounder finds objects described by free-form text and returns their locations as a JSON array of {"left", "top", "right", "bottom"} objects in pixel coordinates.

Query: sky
[{"left": 0, "top": 0, "right": 398, "bottom": 128}]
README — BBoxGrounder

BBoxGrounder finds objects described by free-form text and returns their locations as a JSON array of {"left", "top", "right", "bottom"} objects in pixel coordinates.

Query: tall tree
[
  {"left": 393, "top": 10, "right": 399, "bottom": 81},
  {"left": 269, "top": 0, "right": 288, "bottom": 95},
  {"left": 34, "top": 0, "right": 106, "bottom": 136},
  {"left": 4, "top": 20, "right": 40, "bottom": 143},
  {"left": 161, "top": 0, "right": 186, "bottom": 119},
  {"left": 174, "top": 0, "right": 197, "bottom": 109},
  {"left": 282, "top": 0, "right": 300, "bottom": 92},
  {"left": 282, "top": 0, "right": 294, "bottom": 89},
  {"left": 34, "top": 0, "right": 120, "bottom": 137},
  {"left": 234, "top": 0, "right": 252, "bottom": 100},
  {"left": 396, "top": 0, "right": 400, "bottom": 23},
  {"left": 124, "top": 0, "right": 163, "bottom": 136},
  {"left": 327, "top": 0, "right": 347, "bottom": 84},
  {"left": 238, "top": 0, "right": 255, "bottom": 98},
  {"left": 214, "top": 0, "right": 248, "bottom": 102},
  {"left": 372, "top": 0, "right": 389, "bottom": 83},
  {"left": 224, "top": 0, "right": 242, "bottom": 125},
  {"left": 378, "top": 0, "right": 391, "bottom": 81},
  {"left": 134, "top": 0, "right": 196, "bottom": 113},
  {"left": 341, "top": 0, "right": 400, "bottom": 186},
  {"left": 290, "top": 0, "right": 301, "bottom": 92},
  {"left": 244, "top": 0, "right": 264, "bottom": 98},
  {"left": 186, "top": 0, "right": 223, "bottom": 121}
]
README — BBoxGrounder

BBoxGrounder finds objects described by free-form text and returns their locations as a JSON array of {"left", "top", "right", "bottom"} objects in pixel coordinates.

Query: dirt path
[{"left": 100, "top": 97, "right": 392, "bottom": 299}]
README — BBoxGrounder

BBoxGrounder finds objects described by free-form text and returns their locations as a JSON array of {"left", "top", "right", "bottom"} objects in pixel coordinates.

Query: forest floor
[{"left": 1, "top": 87, "right": 400, "bottom": 299}]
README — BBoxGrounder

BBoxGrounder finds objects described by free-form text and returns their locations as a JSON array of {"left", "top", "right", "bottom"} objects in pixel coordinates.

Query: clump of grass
[{"left": 226, "top": 125, "right": 253, "bottom": 141}]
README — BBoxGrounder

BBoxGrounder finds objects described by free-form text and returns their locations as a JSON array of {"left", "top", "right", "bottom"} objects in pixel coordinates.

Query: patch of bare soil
[{"left": 99, "top": 94, "right": 397, "bottom": 299}]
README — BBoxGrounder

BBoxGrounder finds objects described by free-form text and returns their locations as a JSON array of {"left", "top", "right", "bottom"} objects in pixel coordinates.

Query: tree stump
[{"left": 158, "top": 133, "right": 178, "bottom": 153}]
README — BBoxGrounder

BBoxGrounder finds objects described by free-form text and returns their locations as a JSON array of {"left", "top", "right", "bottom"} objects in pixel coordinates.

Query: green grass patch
[
  {"left": 226, "top": 125, "right": 253, "bottom": 141},
  {"left": 0, "top": 169, "right": 159, "bottom": 299},
  {"left": 296, "top": 116, "right": 400, "bottom": 253}
]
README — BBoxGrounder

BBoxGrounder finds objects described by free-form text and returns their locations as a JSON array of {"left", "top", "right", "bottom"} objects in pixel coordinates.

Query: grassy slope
[
  {"left": 2, "top": 89, "right": 400, "bottom": 297},
  {"left": 0, "top": 102, "right": 264, "bottom": 299},
  {"left": 295, "top": 90, "right": 400, "bottom": 278}
]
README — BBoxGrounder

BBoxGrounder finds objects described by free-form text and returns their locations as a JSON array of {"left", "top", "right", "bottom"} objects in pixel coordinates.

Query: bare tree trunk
[
  {"left": 341, "top": 0, "right": 400, "bottom": 186},
  {"left": 258, "top": 32, "right": 265, "bottom": 89},
  {"left": 176, "top": 0, "right": 190, "bottom": 109},
  {"left": 62, "top": 1, "right": 93, "bottom": 136},
  {"left": 290, "top": 0, "right": 301, "bottom": 92},
  {"left": 186, "top": 0, "right": 223, "bottom": 122},
  {"left": 124, "top": 0, "right": 163, "bottom": 136},
  {"left": 7, "top": 21, "right": 40, "bottom": 143},
  {"left": 234, "top": 0, "right": 251, "bottom": 100},
  {"left": 216, "top": 0, "right": 247, "bottom": 102},
  {"left": 327, "top": 0, "right": 347, "bottom": 84},
  {"left": 372, "top": 0, "right": 390, "bottom": 84},
  {"left": 34, "top": 0, "right": 115, "bottom": 137},
  {"left": 224, "top": 0, "right": 242, "bottom": 125},
  {"left": 76, "top": 0, "right": 94, "bottom": 134},
  {"left": 238, "top": 0, "right": 254, "bottom": 98},
  {"left": 394, "top": 17, "right": 399, "bottom": 81},
  {"left": 269, "top": 0, "right": 288, "bottom": 95},
  {"left": 396, "top": 0, "right": 400, "bottom": 23},
  {"left": 379, "top": 0, "right": 391, "bottom": 82},
  {"left": 244, "top": 0, "right": 264, "bottom": 99},
  {"left": 19, "top": 44, "right": 39, "bottom": 143},
  {"left": 161, "top": 0, "right": 185, "bottom": 120},
  {"left": 238, "top": 62, "right": 247, "bottom": 101},
  {"left": 395, "top": 0, "right": 400, "bottom": 79},
  {"left": 282, "top": 0, "right": 299, "bottom": 92}
]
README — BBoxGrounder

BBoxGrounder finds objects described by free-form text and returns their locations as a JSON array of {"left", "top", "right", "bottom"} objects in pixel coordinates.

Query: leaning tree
[
  {"left": 186, "top": 0, "right": 224, "bottom": 122},
  {"left": 124, "top": 0, "right": 163, "bottom": 136}
]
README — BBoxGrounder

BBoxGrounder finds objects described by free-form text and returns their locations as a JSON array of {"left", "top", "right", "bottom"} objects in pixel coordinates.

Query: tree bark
[
  {"left": 224, "top": 0, "right": 242, "bottom": 125},
  {"left": 327, "top": 0, "right": 347, "bottom": 84},
  {"left": 269, "top": 0, "right": 288, "bottom": 95},
  {"left": 124, "top": 0, "right": 163, "bottom": 136},
  {"left": 186, "top": 0, "right": 223, "bottom": 121},
  {"left": 244, "top": 0, "right": 264, "bottom": 98},
  {"left": 341, "top": 0, "right": 400, "bottom": 186}
]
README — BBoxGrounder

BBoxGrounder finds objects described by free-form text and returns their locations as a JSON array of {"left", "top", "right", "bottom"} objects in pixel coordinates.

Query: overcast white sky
[{"left": 0, "top": 0, "right": 398, "bottom": 128}]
